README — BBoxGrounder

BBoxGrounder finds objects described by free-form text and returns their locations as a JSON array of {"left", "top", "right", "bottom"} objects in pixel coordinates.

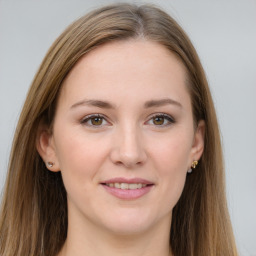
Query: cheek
[
  {"left": 150, "top": 131, "right": 192, "bottom": 174},
  {"left": 149, "top": 132, "right": 192, "bottom": 206},
  {"left": 53, "top": 132, "right": 112, "bottom": 214},
  {"left": 53, "top": 130, "right": 109, "bottom": 187}
]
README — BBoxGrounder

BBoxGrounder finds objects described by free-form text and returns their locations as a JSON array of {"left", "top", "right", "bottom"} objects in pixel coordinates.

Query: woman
[{"left": 0, "top": 3, "right": 238, "bottom": 256}]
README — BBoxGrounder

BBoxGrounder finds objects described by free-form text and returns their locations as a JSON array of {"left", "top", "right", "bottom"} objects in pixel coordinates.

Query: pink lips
[{"left": 100, "top": 177, "right": 154, "bottom": 200}]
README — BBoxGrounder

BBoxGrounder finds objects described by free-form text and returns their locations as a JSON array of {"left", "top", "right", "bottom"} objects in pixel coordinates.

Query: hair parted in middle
[{"left": 0, "top": 3, "right": 238, "bottom": 256}]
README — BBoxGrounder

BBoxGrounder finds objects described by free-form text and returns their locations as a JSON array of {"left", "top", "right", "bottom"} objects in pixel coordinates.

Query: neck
[{"left": 57, "top": 211, "right": 173, "bottom": 256}]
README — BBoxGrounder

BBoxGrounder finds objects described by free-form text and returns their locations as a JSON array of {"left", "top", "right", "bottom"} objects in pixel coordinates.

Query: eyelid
[
  {"left": 80, "top": 114, "right": 111, "bottom": 127},
  {"left": 80, "top": 112, "right": 175, "bottom": 128},
  {"left": 145, "top": 113, "right": 175, "bottom": 126}
]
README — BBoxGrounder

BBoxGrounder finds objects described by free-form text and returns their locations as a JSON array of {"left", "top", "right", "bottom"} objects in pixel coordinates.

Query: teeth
[
  {"left": 106, "top": 183, "right": 147, "bottom": 190},
  {"left": 129, "top": 183, "right": 139, "bottom": 189},
  {"left": 115, "top": 183, "right": 121, "bottom": 189},
  {"left": 120, "top": 183, "right": 128, "bottom": 189}
]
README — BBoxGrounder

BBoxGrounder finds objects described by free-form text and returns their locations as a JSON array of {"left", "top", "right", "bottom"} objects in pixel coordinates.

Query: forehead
[{"left": 59, "top": 40, "right": 189, "bottom": 108}]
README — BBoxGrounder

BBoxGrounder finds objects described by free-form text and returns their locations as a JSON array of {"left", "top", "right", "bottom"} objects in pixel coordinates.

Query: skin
[{"left": 38, "top": 40, "right": 204, "bottom": 256}]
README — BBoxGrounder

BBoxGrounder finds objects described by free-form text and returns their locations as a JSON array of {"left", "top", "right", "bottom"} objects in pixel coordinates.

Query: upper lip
[{"left": 101, "top": 177, "right": 154, "bottom": 185}]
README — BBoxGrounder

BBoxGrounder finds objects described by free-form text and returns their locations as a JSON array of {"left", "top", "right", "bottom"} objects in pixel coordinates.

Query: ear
[
  {"left": 188, "top": 120, "right": 205, "bottom": 167},
  {"left": 36, "top": 125, "right": 60, "bottom": 172}
]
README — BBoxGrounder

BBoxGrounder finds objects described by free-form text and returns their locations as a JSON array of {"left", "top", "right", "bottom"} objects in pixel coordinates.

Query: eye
[
  {"left": 81, "top": 114, "right": 109, "bottom": 127},
  {"left": 146, "top": 114, "right": 175, "bottom": 127}
]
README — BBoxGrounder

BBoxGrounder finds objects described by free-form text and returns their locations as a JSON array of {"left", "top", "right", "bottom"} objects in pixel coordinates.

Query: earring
[
  {"left": 47, "top": 162, "right": 54, "bottom": 167},
  {"left": 187, "top": 160, "right": 198, "bottom": 173},
  {"left": 191, "top": 160, "right": 198, "bottom": 169},
  {"left": 187, "top": 168, "right": 192, "bottom": 173}
]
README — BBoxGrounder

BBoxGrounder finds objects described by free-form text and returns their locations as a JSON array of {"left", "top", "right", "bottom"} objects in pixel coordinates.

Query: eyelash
[
  {"left": 80, "top": 114, "right": 109, "bottom": 127},
  {"left": 146, "top": 113, "right": 175, "bottom": 127},
  {"left": 80, "top": 113, "right": 175, "bottom": 128}
]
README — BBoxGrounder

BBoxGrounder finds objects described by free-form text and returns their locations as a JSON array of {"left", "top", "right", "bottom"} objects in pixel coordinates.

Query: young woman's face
[{"left": 40, "top": 40, "right": 204, "bottom": 235}]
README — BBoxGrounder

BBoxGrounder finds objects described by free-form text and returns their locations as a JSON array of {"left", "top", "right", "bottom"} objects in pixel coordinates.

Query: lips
[
  {"left": 105, "top": 183, "right": 147, "bottom": 189},
  {"left": 100, "top": 177, "right": 154, "bottom": 200}
]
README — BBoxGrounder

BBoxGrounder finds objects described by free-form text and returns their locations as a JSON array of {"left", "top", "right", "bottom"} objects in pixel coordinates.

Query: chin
[{"left": 98, "top": 208, "right": 159, "bottom": 236}]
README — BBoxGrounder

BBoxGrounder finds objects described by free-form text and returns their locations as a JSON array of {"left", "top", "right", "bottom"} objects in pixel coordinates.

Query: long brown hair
[{"left": 0, "top": 3, "right": 238, "bottom": 256}]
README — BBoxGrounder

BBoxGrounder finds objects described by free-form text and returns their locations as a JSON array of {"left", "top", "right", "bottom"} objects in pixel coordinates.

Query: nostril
[{"left": 109, "top": 139, "right": 147, "bottom": 167}]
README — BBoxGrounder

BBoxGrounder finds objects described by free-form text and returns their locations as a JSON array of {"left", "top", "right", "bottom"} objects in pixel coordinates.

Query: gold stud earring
[
  {"left": 187, "top": 160, "right": 198, "bottom": 173},
  {"left": 191, "top": 160, "right": 198, "bottom": 169}
]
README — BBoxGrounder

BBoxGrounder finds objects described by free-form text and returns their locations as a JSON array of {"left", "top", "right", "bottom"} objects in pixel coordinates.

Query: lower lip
[{"left": 101, "top": 184, "right": 153, "bottom": 200}]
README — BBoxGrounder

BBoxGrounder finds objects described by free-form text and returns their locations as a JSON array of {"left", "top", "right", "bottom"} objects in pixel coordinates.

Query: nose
[{"left": 110, "top": 126, "right": 147, "bottom": 168}]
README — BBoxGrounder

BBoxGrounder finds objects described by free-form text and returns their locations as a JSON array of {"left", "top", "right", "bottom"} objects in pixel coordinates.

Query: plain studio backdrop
[{"left": 0, "top": 0, "right": 255, "bottom": 255}]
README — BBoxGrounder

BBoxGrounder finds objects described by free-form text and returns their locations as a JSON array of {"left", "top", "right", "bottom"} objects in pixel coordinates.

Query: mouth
[
  {"left": 100, "top": 178, "right": 154, "bottom": 200},
  {"left": 104, "top": 182, "right": 149, "bottom": 189}
]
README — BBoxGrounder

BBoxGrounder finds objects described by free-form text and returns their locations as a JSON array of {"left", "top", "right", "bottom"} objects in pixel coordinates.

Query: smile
[
  {"left": 105, "top": 183, "right": 147, "bottom": 190},
  {"left": 101, "top": 178, "right": 154, "bottom": 200}
]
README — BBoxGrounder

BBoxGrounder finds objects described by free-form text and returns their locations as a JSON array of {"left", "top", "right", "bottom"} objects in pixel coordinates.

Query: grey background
[{"left": 0, "top": 0, "right": 255, "bottom": 255}]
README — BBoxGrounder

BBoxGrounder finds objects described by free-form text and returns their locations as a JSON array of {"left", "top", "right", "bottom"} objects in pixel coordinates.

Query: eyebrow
[
  {"left": 71, "top": 99, "right": 115, "bottom": 109},
  {"left": 70, "top": 98, "right": 182, "bottom": 109},
  {"left": 144, "top": 98, "right": 182, "bottom": 108}
]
